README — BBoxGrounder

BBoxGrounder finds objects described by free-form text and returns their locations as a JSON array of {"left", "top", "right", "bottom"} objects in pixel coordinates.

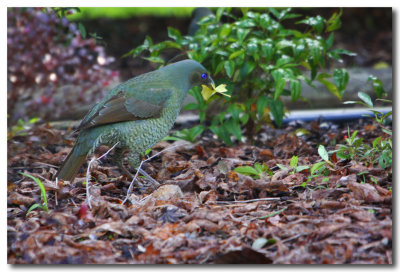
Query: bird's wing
[{"left": 77, "top": 88, "right": 173, "bottom": 130}]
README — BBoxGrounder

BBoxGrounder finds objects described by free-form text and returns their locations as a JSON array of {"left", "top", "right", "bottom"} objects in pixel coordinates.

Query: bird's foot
[{"left": 136, "top": 168, "right": 160, "bottom": 189}]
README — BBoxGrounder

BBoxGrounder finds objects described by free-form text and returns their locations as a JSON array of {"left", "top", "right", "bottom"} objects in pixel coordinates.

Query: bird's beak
[{"left": 208, "top": 76, "right": 215, "bottom": 89}]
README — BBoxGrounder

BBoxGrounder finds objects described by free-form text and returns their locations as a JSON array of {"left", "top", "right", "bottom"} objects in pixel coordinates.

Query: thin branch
[
  {"left": 213, "top": 197, "right": 281, "bottom": 205},
  {"left": 55, "top": 177, "right": 58, "bottom": 206},
  {"left": 121, "top": 142, "right": 189, "bottom": 205}
]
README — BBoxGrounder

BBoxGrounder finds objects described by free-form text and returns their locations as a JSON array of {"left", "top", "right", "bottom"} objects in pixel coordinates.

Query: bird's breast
[{"left": 111, "top": 98, "right": 181, "bottom": 152}]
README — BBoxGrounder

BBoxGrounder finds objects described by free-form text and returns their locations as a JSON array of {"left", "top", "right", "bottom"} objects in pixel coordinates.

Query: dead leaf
[{"left": 348, "top": 180, "right": 384, "bottom": 203}]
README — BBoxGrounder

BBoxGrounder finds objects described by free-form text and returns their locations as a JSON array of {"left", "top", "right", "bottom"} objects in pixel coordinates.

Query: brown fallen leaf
[
  {"left": 348, "top": 180, "right": 384, "bottom": 203},
  {"left": 258, "top": 148, "right": 274, "bottom": 160},
  {"left": 188, "top": 219, "right": 219, "bottom": 233},
  {"left": 8, "top": 192, "right": 36, "bottom": 206},
  {"left": 265, "top": 180, "right": 289, "bottom": 194},
  {"left": 198, "top": 190, "right": 218, "bottom": 204}
]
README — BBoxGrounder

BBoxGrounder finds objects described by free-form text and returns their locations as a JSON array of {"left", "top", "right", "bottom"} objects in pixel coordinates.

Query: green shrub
[
  {"left": 339, "top": 92, "right": 392, "bottom": 169},
  {"left": 126, "top": 8, "right": 354, "bottom": 145}
]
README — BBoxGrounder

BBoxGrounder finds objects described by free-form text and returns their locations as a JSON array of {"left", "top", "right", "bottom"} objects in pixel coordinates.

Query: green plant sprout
[
  {"left": 7, "top": 117, "right": 40, "bottom": 141},
  {"left": 234, "top": 162, "right": 273, "bottom": 179},
  {"left": 19, "top": 172, "right": 49, "bottom": 214},
  {"left": 276, "top": 155, "right": 310, "bottom": 174}
]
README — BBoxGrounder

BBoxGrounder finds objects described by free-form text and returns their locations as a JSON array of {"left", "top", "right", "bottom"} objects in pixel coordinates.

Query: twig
[
  {"left": 86, "top": 142, "right": 119, "bottom": 209},
  {"left": 213, "top": 197, "right": 281, "bottom": 205},
  {"left": 70, "top": 198, "right": 78, "bottom": 208},
  {"left": 11, "top": 162, "right": 59, "bottom": 170},
  {"left": 121, "top": 142, "right": 189, "bottom": 205},
  {"left": 55, "top": 177, "right": 58, "bottom": 206}
]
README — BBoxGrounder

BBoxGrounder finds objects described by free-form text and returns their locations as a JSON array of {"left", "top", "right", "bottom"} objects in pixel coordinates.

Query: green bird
[{"left": 56, "top": 60, "right": 214, "bottom": 186}]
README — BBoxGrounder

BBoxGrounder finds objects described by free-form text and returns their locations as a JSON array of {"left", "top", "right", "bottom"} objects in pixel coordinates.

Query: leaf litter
[{"left": 7, "top": 119, "right": 391, "bottom": 264}]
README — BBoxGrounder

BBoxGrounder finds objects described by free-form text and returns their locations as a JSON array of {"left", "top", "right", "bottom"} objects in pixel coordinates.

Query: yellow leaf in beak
[
  {"left": 214, "top": 84, "right": 230, "bottom": 97},
  {"left": 201, "top": 84, "right": 230, "bottom": 101},
  {"left": 201, "top": 84, "right": 215, "bottom": 101}
]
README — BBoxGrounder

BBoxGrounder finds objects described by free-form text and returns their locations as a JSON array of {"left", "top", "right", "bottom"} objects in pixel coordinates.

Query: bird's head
[
  {"left": 165, "top": 59, "right": 228, "bottom": 101},
  {"left": 189, "top": 66, "right": 215, "bottom": 90},
  {"left": 189, "top": 63, "right": 230, "bottom": 101}
]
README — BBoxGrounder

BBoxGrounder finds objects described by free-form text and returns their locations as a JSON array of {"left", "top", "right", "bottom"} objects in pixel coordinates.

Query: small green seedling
[
  {"left": 276, "top": 155, "right": 310, "bottom": 174},
  {"left": 234, "top": 162, "right": 273, "bottom": 179},
  {"left": 19, "top": 172, "right": 49, "bottom": 214}
]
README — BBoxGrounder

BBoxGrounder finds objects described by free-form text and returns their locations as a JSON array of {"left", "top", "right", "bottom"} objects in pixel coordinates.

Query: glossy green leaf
[
  {"left": 236, "top": 18, "right": 256, "bottom": 28},
  {"left": 318, "top": 145, "right": 329, "bottom": 162},
  {"left": 372, "top": 136, "right": 382, "bottom": 148},
  {"left": 261, "top": 43, "right": 274, "bottom": 60},
  {"left": 247, "top": 42, "right": 258, "bottom": 55},
  {"left": 290, "top": 155, "right": 298, "bottom": 168},
  {"left": 290, "top": 80, "right": 301, "bottom": 102},
  {"left": 297, "top": 15, "right": 324, "bottom": 34},
  {"left": 368, "top": 75, "right": 385, "bottom": 98},
  {"left": 224, "top": 60, "right": 235, "bottom": 78},
  {"left": 259, "top": 13, "right": 271, "bottom": 29},
  {"left": 219, "top": 24, "right": 232, "bottom": 38},
  {"left": 253, "top": 163, "right": 263, "bottom": 173},
  {"left": 237, "top": 28, "right": 251, "bottom": 43},
  {"left": 197, "top": 15, "right": 216, "bottom": 25},
  {"left": 256, "top": 95, "right": 269, "bottom": 117},
  {"left": 210, "top": 125, "right": 232, "bottom": 146},
  {"left": 235, "top": 166, "right": 260, "bottom": 177},
  {"left": 167, "top": 27, "right": 182, "bottom": 41},
  {"left": 229, "top": 50, "right": 245, "bottom": 60},
  {"left": 274, "top": 78, "right": 286, "bottom": 100},
  {"left": 143, "top": 35, "right": 153, "bottom": 47},
  {"left": 276, "top": 39, "right": 295, "bottom": 49},
  {"left": 268, "top": 97, "right": 284, "bottom": 127},
  {"left": 276, "top": 55, "right": 293, "bottom": 67},
  {"left": 214, "top": 61, "right": 225, "bottom": 75},
  {"left": 329, "top": 48, "right": 357, "bottom": 57},
  {"left": 269, "top": 8, "right": 290, "bottom": 20},
  {"left": 295, "top": 165, "right": 310, "bottom": 172},
  {"left": 333, "top": 68, "right": 349, "bottom": 94},
  {"left": 326, "top": 32, "right": 334, "bottom": 49},
  {"left": 317, "top": 73, "right": 340, "bottom": 99},
  {"left": 216, "top": 7, "right": 225, "bottom": 22},
  {"left": 326, "top": 9, "right": 342, "bottom": 32},
  {"left": 271, "top": 68, "right": 285, "bottom": 82},
  {"left": 311, "top": 161, "right": 326, "bottom": 174},
  {"left": 358, "top": 92, "right": 373, "bottom": 107},
  {"left": 240, "top": 61, "right": 256, "bottom": 78},
  {"left": 226, "top": 118, "right": 242, "bottom": 141}
]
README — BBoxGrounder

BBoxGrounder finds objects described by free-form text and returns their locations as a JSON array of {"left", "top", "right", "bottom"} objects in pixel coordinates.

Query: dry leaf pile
[{"left": 7, "top": 119, "right": 392, "bottom": 264}]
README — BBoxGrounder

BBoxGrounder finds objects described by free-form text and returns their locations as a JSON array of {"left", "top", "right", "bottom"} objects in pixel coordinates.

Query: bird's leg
[
  {"left": 127, "top": 151, "right": 160, "bottom": 189},
  {"left": 112, "top": 147, "right": 136, "bottom": 179}
]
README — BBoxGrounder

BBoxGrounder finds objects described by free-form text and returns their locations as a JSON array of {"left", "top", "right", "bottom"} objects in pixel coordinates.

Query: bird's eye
[{"left": 201, "top": 73, "right": 207, "bottom": 79}]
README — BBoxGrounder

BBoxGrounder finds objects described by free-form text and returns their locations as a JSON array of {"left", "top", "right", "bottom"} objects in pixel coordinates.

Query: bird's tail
[{"left": 56, "top": 145, "right": 87, "bottom": 181}]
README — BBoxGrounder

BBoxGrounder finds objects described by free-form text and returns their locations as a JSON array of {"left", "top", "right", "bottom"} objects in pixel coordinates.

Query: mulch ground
[{"left": 7, "top": 118, "right": 392, "bottom": 264}]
